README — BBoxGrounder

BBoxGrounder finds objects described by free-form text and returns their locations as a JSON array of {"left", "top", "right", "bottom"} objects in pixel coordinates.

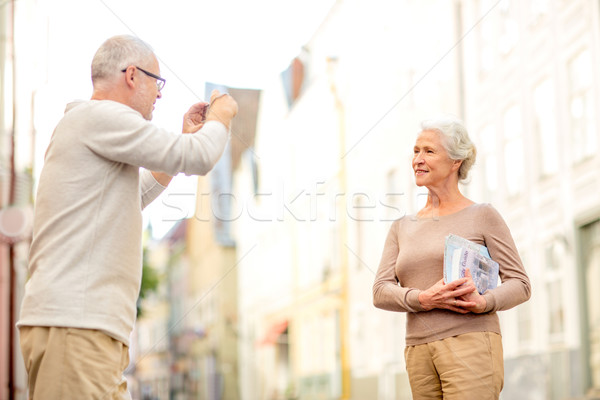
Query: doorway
[{"left": 580, "top": 219, "right": 600, "bottom": 397}]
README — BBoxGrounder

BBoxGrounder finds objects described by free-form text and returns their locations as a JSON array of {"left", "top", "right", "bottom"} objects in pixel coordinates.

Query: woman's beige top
[{"left": 373, "top": 203, "right": 531, "bottom": 346}]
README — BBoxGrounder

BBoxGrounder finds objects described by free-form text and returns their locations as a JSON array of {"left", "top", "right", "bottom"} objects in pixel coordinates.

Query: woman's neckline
[{"left": 414, "top": 203, "right": 478, "bottom": 220}]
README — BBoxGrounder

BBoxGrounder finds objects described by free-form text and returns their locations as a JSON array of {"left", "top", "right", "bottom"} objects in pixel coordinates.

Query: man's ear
[{"left": 123, "top": 66, "right": 136, "bottom": 89}]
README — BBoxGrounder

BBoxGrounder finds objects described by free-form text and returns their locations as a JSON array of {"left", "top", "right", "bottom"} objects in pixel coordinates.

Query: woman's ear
[{"left": 452, "top": 159, "right": 463, "bottom": 172}]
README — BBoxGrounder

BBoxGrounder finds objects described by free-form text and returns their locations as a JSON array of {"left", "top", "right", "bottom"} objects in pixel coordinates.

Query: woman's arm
[
  {"left": 480, "top": 205, "right": 532, "bottom": 313},
  {"left": 372, "top": 221, "right": 475, "bottom": 313}
]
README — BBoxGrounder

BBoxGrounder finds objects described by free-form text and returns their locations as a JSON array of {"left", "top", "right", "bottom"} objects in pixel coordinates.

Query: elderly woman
[{"left": 373, "top": 116, "right": 531, "bottom": 400}]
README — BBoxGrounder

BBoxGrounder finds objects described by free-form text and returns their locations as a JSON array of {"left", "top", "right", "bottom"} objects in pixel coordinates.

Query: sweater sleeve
[
  {"left": 480, "top": 205, "right": 531, "bottom": 313},
  {"left": 139, "top": 169, "right": 167, "bottom": 210},
  {"left": 83, "top": 102, "right": 229, "bottom": 176},
  {"left": 373, "top": 221, "right": 425, "bottom": 313}
]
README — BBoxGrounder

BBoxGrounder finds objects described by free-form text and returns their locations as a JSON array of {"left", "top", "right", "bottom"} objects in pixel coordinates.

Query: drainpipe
[
  {"left": 7, "top": 1, "right": 17, "bottom": 399},
  {"left": 327, "top": 56, "right": 351, "bottom": 400}
]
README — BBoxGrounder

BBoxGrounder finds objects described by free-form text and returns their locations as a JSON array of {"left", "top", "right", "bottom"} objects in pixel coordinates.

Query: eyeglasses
[{"left": 122, "top": 66, "right": 166, "bottom": 91}]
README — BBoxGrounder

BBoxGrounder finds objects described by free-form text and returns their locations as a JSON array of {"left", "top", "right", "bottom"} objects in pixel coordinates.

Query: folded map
[{"left": 443, "top": 234, "right": 499, "bottom": 294}]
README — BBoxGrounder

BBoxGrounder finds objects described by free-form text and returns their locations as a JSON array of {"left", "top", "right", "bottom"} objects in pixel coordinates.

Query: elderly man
[{"left": 17, "top": 35, "right": 238, "bottom": 399}]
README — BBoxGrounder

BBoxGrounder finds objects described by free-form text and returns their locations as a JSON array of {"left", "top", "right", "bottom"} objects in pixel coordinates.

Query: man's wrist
[{"left": 150, "top": 171, "right": 173, "bottom": 186}]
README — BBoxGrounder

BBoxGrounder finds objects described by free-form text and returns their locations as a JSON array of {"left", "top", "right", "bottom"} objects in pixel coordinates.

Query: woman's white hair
[
  {"left": 420, "top": 115, "right": 477, "bottom": 181},
  {"left": 91, "top": 35, "right": 155, "bottom": 87}
]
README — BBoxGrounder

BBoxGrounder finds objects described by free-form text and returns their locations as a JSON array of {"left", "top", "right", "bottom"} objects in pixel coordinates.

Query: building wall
[
  {"left": 233, "top": 0, "right": 600, "bottom": 399},
  {"left": 135, "top": 174, "right": 241, "bottom": 400},
  {"left": 142, "top": 176, "right": 240, "bottom": 400},
  {"left": 186, "top": 176, "right": 240, "bottom": 400},
  {"left": 0, "top": 4, "right": 14, "bottom": 395},
  {"left": 458, "top": 0, "right": 600, "bottom": 398},
  {"left": 133, "top": 238, "right": 172, "bottom": 400},
  {"left": 233, "top": 1, "right": 463, "bottom": 399},
  {"left": 0, "top": 1, "right": 46, "bottom": 398}
]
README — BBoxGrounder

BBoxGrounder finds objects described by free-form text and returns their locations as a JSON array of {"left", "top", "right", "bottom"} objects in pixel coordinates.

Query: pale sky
[{"left": 32, "top": 0, "right": 336, "bottom": 238}]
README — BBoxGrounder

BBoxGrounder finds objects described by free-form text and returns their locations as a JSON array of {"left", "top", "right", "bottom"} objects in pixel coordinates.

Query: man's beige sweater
[
  {"left": 373, "top": 203, "right": 531, "bottom": 346},
  {"left": 18, "top": 100, "right": 229, "bottom": 345}
]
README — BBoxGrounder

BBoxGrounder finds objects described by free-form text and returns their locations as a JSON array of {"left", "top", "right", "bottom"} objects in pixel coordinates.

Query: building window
[
  {"left": 547, "top": 279, "right": 564, "bottom": 337},
  {"left": 516, "top": 251, "right": 533, "bottom": 346},
  {"left": 533, "top": 79, "right": 559, "bottom": 177},
  {"left": 518, "top": 299, "right": 533, "bottom": 344},
  {"left": 479, "top": 125, "right": 498, "bottom": 200},
  {"left": 545, "top": 244, "right": 565, "bottom": 340},
  {"left": 530, "top": 0, "right": 550, "bottom": 25},
  {"left": 568, "top": 49, "right": 597, "bottom": 162},
  {"left": 385, "top": 168, "right": 405, "bottom": 221},
  {"left": 498, "top": 0, "right": 518, "bottom": 55},
  {"left": 503, "top": 105, "right": 524, "bottom": 196},
  {"left": 478, "top": 0, "right": 497, "bottom": 76},
  {"left": 580, "top": 219, "right": 600, "bottom": 391}
]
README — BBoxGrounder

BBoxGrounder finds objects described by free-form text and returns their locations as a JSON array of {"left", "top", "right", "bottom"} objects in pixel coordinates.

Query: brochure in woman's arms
[{"left": 443, "top": 234, "right": 499, "bottom": 294}]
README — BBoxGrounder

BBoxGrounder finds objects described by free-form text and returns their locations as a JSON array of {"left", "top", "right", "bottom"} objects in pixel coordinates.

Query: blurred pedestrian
[
  {"left": 17, "top": 34, "right": 238, "bottom": 399},
  {"left": 373, "top": 115, "right": 530, "bottom": 400}
]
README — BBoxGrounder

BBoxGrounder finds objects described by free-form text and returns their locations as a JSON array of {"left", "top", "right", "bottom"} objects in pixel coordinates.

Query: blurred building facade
[
  {"left": 3, "top": 1, "right": 600, "bottom": 400},
  {"left": 134, "top": 85, "right": 260, "bottom": 400},
  {"left": 0, "top": 1, "right": 46, "bottom": 398},
  {"left": 135, "top": 178, "right": 241, "bottom": 400},
  {"left": 459, "top": 1, "right": 600, "bottom": 399},
  {"left": 232, "top": 0, "right": 600, "bottom": 399},
  {"left": 232, "top": 1, "right": 463, "bottom": 399},
  {"left": 133, "top": 227, "right": 181, "bottom": 400}
]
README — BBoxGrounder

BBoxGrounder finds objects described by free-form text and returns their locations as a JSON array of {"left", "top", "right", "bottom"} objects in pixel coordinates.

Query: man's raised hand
[
  {"left": 182, "top": 102, "right": 210, "bottom": 133},
  {"left": 206, "top": 89, "right": 238, "bottom": 130}
]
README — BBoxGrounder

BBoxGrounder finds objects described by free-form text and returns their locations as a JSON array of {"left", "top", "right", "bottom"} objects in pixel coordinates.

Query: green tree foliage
[{"left": 137, "top": 247, "right": 160, "bottom": 318}]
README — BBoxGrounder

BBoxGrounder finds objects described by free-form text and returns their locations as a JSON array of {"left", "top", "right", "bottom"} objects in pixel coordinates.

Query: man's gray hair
[
  {"left": 91, "top": 35, "right": 155, "bottom": 86},
  {"left": 420, "top": 115, "right": 477, "bottom": 181}
]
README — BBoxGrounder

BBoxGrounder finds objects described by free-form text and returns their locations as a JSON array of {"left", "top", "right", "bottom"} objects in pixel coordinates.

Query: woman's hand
[
  {"left": 456, "top": 269, "right": 487, "bottom": 314},
  {"left": 418, "top": 276, "right": 478, "bottom": 314}
]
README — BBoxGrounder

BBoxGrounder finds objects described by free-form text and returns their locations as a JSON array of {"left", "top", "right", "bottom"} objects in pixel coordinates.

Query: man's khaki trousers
[{"left": 19, "top": 326, "right": 131, "bottom": 400}]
